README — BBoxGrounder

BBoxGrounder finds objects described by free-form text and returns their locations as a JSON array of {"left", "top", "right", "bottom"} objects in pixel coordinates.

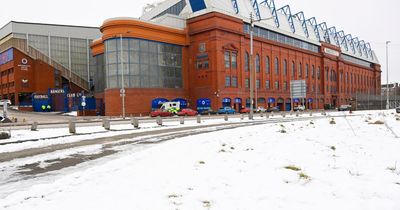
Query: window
[
  {"left": 291, "top": 61, "right": 295, "bottom": 78},
  {"left": 196, "top": 60, "right": 202, "bottom": 69},
  {"left": 225, "top": 76, "right": 231, "bottom": 87},
  {"left": 245, "top": 52, "right": 249, "bottom": 72},
  {"left": 266, "top": 80, "right": 270, "bottom": 89},
  {"left": 274, "top": 81, "right": 279, "bottom": 90},
  {"left": 231, "top": 53, "right": 237, "bottom": 69},
  {"left": 283, "top": 59, "right": 287, "bottom": 76},
  {"left": 266, "top": 56, "right": 270, "bottom": 74},
  {"left": 232, "top": 76, "right": 238, "bottom": 87},
  {"left": 224, "top": 51, "right": 230, "bottom": 68},
  {"left": 312, "top": 65, "right": 315, "bottom": 78},
  {"left": 255, "top": 54, "right": 260, "bottom": 73},
  {"left": 317, "top": 67, "right": 320, "bottom": 79},
  {"left": 283, "top": 81, "right": 287, "bottom": 91},
  {"left": 245, "top": 78, "right": 249, "bottom": 88},
  {"left": 298, "top": 63, "right": 302, "bottom": 78},
  {"left": 204, "top": 60, "right": 209, "bottom": 69},
  {"left": 256, "top": 79, "right": 260, "bottom": 89},
  {"left": 305, "top": 64, "right": 309, "bottom": 78},
  {"left": 274, "top": 57, "right": 279, "bottom": 75},
  {"left": 326, "top": 68, "right": 329, "bottom": 81}
]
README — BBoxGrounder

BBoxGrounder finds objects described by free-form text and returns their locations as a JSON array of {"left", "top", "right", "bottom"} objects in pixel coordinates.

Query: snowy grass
[{"left": 0, "top": 110, "right": 400, "bottom": 209}]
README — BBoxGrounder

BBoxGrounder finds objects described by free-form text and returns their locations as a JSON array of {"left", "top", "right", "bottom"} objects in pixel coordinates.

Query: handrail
[{"left": 0, "top": 38, "right": 89, "bottom": 91}]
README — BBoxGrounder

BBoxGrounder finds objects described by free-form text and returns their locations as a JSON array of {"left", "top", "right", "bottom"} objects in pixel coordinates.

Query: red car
[
  {"left": 177, "top": 108, "right": 198, "bottom": 116},
  {"left": 240, "top": 108, "right": 250, "bottom": 113},
  {"left": 150, "top": 109, "right": 173, "bottom": 117}
]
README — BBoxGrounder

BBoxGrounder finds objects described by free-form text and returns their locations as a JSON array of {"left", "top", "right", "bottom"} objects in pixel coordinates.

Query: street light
[
  {"left": 249, "top": 13, "right": 274, "bottom": 119},
  {"left": 386, "top": 40, "right": 390, "bottom": 110},
  {"left": 119, "top": 34, "right": 126, "bottom": 119}
]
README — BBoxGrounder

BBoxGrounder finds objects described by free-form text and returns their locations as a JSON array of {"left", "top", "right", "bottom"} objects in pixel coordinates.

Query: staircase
[{"left": 0, "top": 37, "right": 89, "bottom": 91}]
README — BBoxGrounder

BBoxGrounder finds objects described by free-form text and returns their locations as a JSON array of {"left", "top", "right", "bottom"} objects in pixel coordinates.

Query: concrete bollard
[
  {"left": 180, "top": 117, "right": 185, "bottom": 125},
  {"left": 282, "top": 113, "right": 286, "bottom": 118},
  {"left": 240, "top": 114, "right": 244, "bottom": 120},
  {"left": 132, "top": 118, "right": 139, "bottom": 129},
  {"left": 266, "top": 114, "right": 270, "bottom": 119},
  {"left": 224, "top": 114, "right": 228, "bottom": 121},
  {"left": 197, "top": 115, "right": 201, "bottom": 123},
  {"left": 260, "top": 113, "right": 264, "bottom": 118},
  {"left": 156, "top": 116, "right": 162, "bottom": 126},
  {"left": 31, "top": 122, "right": 38, "bottom": 131},
  {"left": 310, "top": 112, "right": 313, "bottom": 116},
  {"left": 103, "top": 118, "right": 110, "bottom": 130},
  {"left": 69, "top": 120, "right": 76, "bottom": 134}
]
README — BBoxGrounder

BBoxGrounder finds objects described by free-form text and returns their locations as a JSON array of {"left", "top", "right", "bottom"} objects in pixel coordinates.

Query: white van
[{"left": 160, "top": 102, "right": 180, "bottom": 113}]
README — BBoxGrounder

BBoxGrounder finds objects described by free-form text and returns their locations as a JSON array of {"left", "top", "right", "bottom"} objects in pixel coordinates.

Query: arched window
[
  {"left": 283, "top": 59, "right": 287, "bottom": 76},
  {"left": 305, "top": 64, "right": 309, "bottom": 78},
  {"left": 245, "top": 52, "right": 249, "bottom": 72},
  {"left": 266, "top": 56, "right": 270, "bottom": 74},
  {"left": 298, "top": 63, "right": 302, "bottom": 78},
  {"left": 312, "top": 65, "right": 315, "bottom": 78},
  {"left": 274, "top": 57, "right": 279, "bottom": 75},
  {"left": 292, "top": 61, "right": 295, "bottom": 78},
  {"left": 255, "top": 54, "right": 260, "bottom": 73}
]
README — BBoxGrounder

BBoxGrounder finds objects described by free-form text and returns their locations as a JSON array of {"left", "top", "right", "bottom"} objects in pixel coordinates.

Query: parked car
[
  {"left": 266, "top": 106, "right": 280, "bottom": 112},
  {"left": 150, "top": 109, "right": 174, "bottom": 117},
  {"left": 256, "top": 106, "right": 267, "bottom": 113},
  {"left": 199, "top": 109, "right": 217, "bottom": 115},
  {"left": 177, "top": 108, "right": 198, "bottom": 116},
  {"left": 240, "top": 108, "right": 250, "bottom": 113},
  {"left": 396, "top": 106, "right": 400, "bottom": 113},
  {"left": 217, "top": 107, "right": 236, "bottom": 114},
  {"left": 338, "top": 104, "right": 352, "bottom": 111},
  {"left": 293, "top": 105, "right": 305, "bottom": 111}
]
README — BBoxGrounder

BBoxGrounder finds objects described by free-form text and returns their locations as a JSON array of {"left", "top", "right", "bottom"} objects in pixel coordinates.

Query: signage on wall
[
  {"left": 50, "top": 89, "right": 65, "bottom": 94},
  {"left": 199, "top": 42, "right": 206, "bottom": 53},
  {"left": 324, "top": 48, "right": 340, "bottom": 57},
  {"left": 18, "top": 58, "right": 31, "bottom": 71},
  {"left": 33, "top": 94, "right": 49, "bottom": 99},
  {"left": 0, "top": 48, "right": 13, "bottom": 66}
]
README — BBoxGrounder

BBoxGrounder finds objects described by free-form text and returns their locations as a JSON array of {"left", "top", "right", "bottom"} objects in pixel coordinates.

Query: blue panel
[
  {"left": 197, "top": 98, "right": 211, "bottom": 111},
  {"left": 268, "top": 97, "right": 275, "bottom": 103},
  {"left": 189, "top": 0, "right": 206, "bottom": 12},
  {"left": 152, "top": 98, "right": 169, "bottom": 109},
  {"left": 79, "top": 98, "right": 96, "bottom": 110},
  {"left": 293, "top": 98, "right": 300, "bottom": 103},
  {"left": 0, "top": 48, "right": 13, "bottom": 65},
  {"left": 172, "top": 98, "right": 188, "bottom": 109},
  {"left": 234, "top": 98, "right": 242, "bottom": 103},
  {"left": 222, "top": 98, "right": 232, "bottom": 103},
  {"left": 308, "top": 98, "right": 313, "bottom": 103}
]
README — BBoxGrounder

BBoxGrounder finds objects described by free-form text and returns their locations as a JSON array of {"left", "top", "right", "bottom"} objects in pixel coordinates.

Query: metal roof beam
[
  {"left": 251, "top": 0, "right": 261, "bottom": 20},
  {"left": 231, "top": 0, "right": 239, "bottom": 14},
  {"left": 294, "top": 11, "right": 309, "bottom": 37},
  {"left": 359, "top": 40, "right": 368, "bottom": 58},
  {"left": 259, "top": 0, "right": 280, "bottom": 27},
  {"left": 336, "top": 30, "right": 348, "bottom": 51},
  {"left": 352, "top": 37, "right": 362, "bottom": 56},
  {"left": 306, "top": 17, "right": 321, "bottom": 41},
  {"left": 345, "top": 34, "right": 356, "bottom": 54},
  {"left": 277, "top": 5, "right": 295, "bottom": 33},
  {"left": 317, "top": 22, "right": 330, "bottom": 43},
  {"left": 328, "top": 27, "right": 340, "bottom": 46}
]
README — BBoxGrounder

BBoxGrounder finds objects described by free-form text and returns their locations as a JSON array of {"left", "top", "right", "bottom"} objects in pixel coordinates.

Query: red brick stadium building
[{"left": 92, "top": 0, "right": 381, "bottom": 116}]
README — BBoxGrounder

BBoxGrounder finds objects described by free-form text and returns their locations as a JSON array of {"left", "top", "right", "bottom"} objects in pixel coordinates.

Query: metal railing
[{"left": 0, "top": 38, "right": 88, "bottom": 91}]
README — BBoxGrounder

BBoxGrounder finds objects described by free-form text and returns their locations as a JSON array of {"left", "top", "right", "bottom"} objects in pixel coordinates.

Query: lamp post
[
  {"left": 386, "top": 41, "right": 390, "bottom": 110},
  {"left": 119, "top": 34, "right": 126, "bottom": 119},
  {"left": 249, "top": 13, "right": 274, "bottom": 119}
]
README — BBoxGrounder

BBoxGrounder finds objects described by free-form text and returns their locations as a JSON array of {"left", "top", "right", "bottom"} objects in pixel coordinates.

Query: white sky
[{"left": 1, "top": 0, "right": 399, "bottom": 83}]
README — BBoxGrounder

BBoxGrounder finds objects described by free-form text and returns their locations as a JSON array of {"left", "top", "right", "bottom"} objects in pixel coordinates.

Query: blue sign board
[
  {"left": 268, "top": 97, "right": 276, "bottom": 103},
  {"left": 293, "top": 98, "right": 300, "bottom": 103},
  {"left": 234, "top": 98, "right": 242, "bottom": 103},
  {"left": 189, "top": 0, "right": 206, "bottom": 12},
  {"left": 222, "top": 98, "right": 231, "bottom": 103},
  {"left": 197, "top": 98, "right": 211, "bottom": 111},
  {"left": 172, "top": 98, "right": 188, "bottom": 109},
  {"left": 0, "top": 48, "right": 13, "bottom": 65},
  {"left": 152, "top": 98, "right": 169, "bottom": 110},
  {"left": 308, "top": 98, "right": 313, "bottom": 103}
]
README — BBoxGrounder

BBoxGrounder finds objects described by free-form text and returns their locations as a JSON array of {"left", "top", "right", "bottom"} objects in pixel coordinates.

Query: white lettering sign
[{"left": 324, "top": 48, "right": 340, "bottom": 57}]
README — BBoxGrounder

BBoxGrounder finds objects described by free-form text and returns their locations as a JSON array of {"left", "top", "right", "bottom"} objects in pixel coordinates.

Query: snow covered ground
[{"left": 1, "top": 110, "right": 400, "bottom": 209}]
